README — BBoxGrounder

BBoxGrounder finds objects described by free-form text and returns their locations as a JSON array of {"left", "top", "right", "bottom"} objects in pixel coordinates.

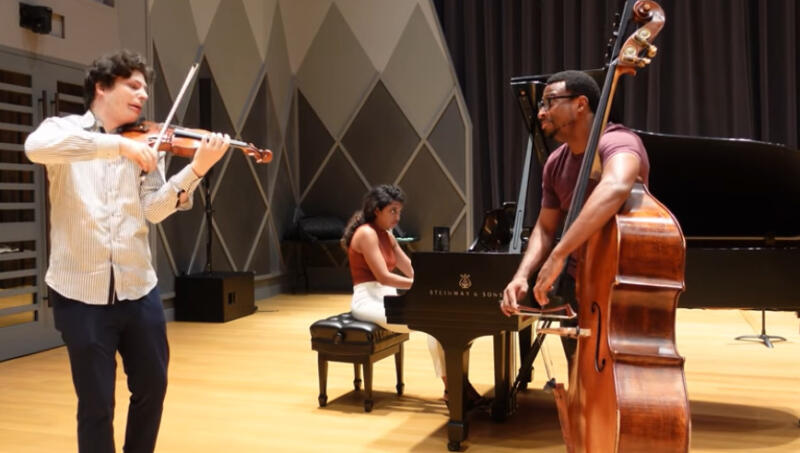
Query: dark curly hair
[
  {"left": 546, "top": 70, "right": 600, "bottom": 113},
  {"left": 341, "top": 184, "right": 405, "bottom": 249},
  {"left": 84, "top": 49, "right": 153, "bottom": 109}
]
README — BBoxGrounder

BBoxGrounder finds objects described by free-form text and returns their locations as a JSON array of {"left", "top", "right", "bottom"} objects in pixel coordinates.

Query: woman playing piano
[{"left": 342, "top": 184, "right": 483, "bottom": 405}]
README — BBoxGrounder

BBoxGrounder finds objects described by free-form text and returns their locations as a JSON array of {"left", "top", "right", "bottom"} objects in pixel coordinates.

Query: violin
[{"left": 121, "top": 120, "right": 272, "bottom": 164}]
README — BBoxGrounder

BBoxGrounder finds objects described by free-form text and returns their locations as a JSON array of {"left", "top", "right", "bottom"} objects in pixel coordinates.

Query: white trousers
[{"left": 351, "top": 281, "right": 445, "bottom": 378}]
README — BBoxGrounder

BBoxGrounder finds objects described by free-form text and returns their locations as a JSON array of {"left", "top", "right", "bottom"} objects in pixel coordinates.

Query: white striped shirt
[{"left": 24, "top": 111, "right": 202, "bottom": 305}]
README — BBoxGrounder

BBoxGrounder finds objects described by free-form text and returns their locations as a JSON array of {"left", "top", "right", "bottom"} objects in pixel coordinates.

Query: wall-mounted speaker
[{"left": 19, "top": 3, "right": 52, "bottom": 35}]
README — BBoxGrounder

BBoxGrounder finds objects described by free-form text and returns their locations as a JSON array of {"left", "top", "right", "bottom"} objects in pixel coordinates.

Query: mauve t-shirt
[
  {"left": 540, "top": 123, "right": 649, "bottom": 275},
  {"left": 541, "top": 123, "right": 649, "bottom": 213}
]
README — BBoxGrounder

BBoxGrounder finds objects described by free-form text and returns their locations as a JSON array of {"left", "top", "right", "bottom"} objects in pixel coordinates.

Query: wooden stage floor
[{"left": 1, "top": 293, "right": 798, "bottom": 452}]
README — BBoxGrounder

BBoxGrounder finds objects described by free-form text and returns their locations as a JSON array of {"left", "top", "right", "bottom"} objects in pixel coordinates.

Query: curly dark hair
[
  {"left": 84, "top": 49, "right": 153, "bottom": 109},
  {"left": 546, "top": 70, "right": 601, "bottom": 113},
  {"left": 341, "top": 184, "right": 406, "bottom": 249}
]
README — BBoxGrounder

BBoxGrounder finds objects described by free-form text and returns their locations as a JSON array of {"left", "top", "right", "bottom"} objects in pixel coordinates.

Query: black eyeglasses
[{"left": 537, "top": 94, "right": 579, "bottom": 110}]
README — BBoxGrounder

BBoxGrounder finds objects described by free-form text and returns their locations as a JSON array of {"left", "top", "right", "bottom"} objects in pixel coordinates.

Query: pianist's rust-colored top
[{"left": 348, "top": 223, "right": 396, "bottom": 285}]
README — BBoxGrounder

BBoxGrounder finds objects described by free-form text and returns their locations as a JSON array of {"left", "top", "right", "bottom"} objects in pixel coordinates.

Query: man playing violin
[
  {"left": 500, "top": 70, "right": 649, "bottom": 367},
  {"left": 24, "top": 49, "right": 229, "bottom": 453}
]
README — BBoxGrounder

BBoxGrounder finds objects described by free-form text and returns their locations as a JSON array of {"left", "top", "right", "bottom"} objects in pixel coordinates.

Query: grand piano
[{"left": 386, "top": 71, "right": 800, "bottom": 451}]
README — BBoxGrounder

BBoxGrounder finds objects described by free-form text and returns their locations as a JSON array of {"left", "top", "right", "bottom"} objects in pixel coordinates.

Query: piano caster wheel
[
  {"left": 447, "top": 440, "right": 460, "bottom": 451},
  {"left": 396, "top": 383, "right": 404, "bottom": 395},
  {"left": 364, "top": 399, "right": 373, "bottom": 412},
  {"left": 318, "top": 394, "right": 327, "bottom": 407},
  {"left": 354, "top": 378, "right": 361, "bottom": 391}
]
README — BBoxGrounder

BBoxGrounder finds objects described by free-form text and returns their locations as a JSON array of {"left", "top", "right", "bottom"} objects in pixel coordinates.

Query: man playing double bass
[{"left": 500, "top": 69, "right": 649, "bottom": 365}]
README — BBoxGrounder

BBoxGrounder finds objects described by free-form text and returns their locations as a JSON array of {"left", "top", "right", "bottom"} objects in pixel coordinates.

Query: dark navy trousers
[{"left": 51, "top": 286, "right": 169, "bottom": 453}]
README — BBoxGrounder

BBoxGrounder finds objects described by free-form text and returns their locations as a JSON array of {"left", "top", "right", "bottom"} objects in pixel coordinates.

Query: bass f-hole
[{"left": 591, "top": 301, "right": 606, "bottom": 372}]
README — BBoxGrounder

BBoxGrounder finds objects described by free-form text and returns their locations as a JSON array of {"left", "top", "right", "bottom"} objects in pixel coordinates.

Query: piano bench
[{"left": 310, "top": 312, "right": 409, "bottom": 412}]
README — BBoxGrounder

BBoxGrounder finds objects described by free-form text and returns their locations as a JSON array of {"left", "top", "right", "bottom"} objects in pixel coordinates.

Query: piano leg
[
  {"left": 518, "top": 325, "right": 533, "bottom": 390},
  {"left": 492, "top": 331, "right": 515, "bottom": 421},
  {"left": 441, "top": 338, "right": 472, "bottom": 452}
]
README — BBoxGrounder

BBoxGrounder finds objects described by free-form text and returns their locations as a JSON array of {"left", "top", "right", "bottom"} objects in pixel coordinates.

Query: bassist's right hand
[{"left": 501, "top": 276, "right": 528, "bottom": 316}]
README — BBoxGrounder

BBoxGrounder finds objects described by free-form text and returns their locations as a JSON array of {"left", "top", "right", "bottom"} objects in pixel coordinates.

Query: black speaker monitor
[{"left": 19, "top": 3, "right": 52, "bottom": 34}]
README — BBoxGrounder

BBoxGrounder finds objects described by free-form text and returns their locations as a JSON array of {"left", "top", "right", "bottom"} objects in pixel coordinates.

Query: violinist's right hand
[
  {"left": 120, "top": 138, "right": 158, "bottom": 172},
  {"left": 501, "top": 276, "right": 528, "bottom": 317}
]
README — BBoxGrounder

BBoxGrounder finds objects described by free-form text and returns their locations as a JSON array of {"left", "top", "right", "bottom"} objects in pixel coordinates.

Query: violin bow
[{"left": 151, "top": 62, "right": 200, "bottom": 154}]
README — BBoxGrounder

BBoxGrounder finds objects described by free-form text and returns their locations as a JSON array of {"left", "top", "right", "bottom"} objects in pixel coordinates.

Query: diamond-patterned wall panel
[
  {"left": 336, "top": 0, "right": 416, "bottom": 72},
  {"left": 342, "top": 81, "right": 419, "bottom": 186},
  {"left": 203, "top": 0, "right": 264, "bottom": 132},
  {"left": 271, "top": 155, "right": 296, "bottom": 241},
  {"left": 382, "top": 4, "right": 454, "bottom": 136},
  {"left": 398, "top": 145, "right": 464, "bottom": 250},
  {"left": 250, "top": 221, "right": 279, "bottom": 275},
  {"left": 302, "top": 146, "right": 366, "bottom": 218},
  {"left": 285, "top": 92, "right": 299, "bottom": 193},
  {"left": 298, "top": 90, "right": 334, "bottom": 190},
  {"left": 279, "top": 0, "right": 333, "bottom": 73},
  {"left": 150, "top": 0, "right": 200, "bottom": 102},
  {"left": 296, "top": 4, "right": 377, "bottom": 138},
  {"left": 187, "top": 0, "right": 222, "bottom": 43},
  {"left": 147, "top": 0, "right": 466, "bottom": 291},
  {"left": 242, "top": 0, "right": 278, "bottom": 58},
  {"left": 241, "top": 75, "right": 282, "bottom": 201},
  {"left": 266, "top": 5, "right": 293, "bottom": 132},
  {"left": 427, "top": 96, "right": 466, "bottom": 192},
  {"left": 213, "top": 152, "right": 266, "bottom": 270},
  {"left": 160, "top": 156, "right": 205, "bottom": 274},
  {"left": 151, "top": 48, "right": 173, "bottom": 121}
]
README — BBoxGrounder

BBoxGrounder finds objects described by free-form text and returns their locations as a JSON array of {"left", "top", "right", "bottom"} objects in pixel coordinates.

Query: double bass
[{"left": 540, "top": 1, "right": 691, "bottom": 451}]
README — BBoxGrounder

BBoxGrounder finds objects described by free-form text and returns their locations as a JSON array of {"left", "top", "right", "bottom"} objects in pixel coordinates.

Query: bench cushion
[{"left": 310, "top": 313, "right": 408, "bottom": 354}]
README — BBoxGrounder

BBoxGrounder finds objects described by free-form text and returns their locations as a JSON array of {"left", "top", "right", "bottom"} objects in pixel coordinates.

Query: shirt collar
[{"left": 79, "top": 110, "right": 105, "bottom": 132}]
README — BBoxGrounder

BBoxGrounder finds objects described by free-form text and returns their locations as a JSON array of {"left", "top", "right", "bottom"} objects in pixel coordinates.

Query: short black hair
[
  {"left": 546, "top": 70, "right": 600, "bottom": 113},
  {"left": 84, "top": 49, "right": 153, "bottom": 109}
]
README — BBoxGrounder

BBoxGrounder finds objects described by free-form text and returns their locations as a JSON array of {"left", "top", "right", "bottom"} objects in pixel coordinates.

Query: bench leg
[
  {"left": 353, "top": 363, "right": 362, "bottom": 391},
  {"left": 395, "top": 343, "right": 405, "bottom": 396},
  {"left": 363, "top": 361, "right": 374, "bottom": 412},
  {"left": 317, "top": 355, "right": 328, "bottom": 407}
]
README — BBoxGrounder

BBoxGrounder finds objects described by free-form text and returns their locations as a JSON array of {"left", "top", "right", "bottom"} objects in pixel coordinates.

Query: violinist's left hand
[
  {"left": 533, "top": 250, "right": 566, "bottom": 306},
  {"left": 191, "top": 132, "right": 230, "bottom": 177}
]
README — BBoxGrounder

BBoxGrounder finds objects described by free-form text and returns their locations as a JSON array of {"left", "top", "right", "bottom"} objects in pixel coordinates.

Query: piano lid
[{"left": 639, "top": 130, "right": 800, "bottom": 239}]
